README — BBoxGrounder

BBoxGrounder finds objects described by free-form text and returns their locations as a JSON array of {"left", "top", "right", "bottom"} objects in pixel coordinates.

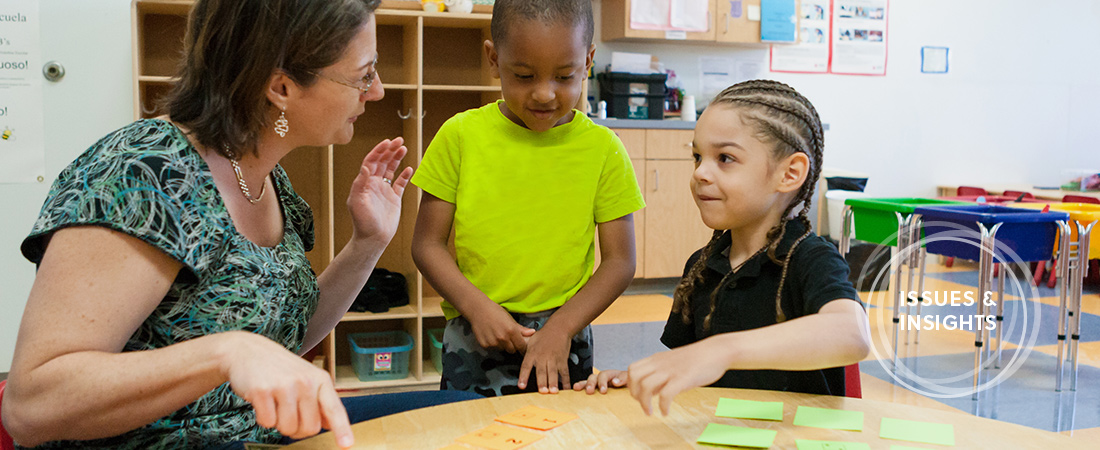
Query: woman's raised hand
[
  {"left": 221, "top": 331, "right": 354, "bottom": 448},
  {"left": 347, "top": 137, "right": 414, "bottom": 244}
]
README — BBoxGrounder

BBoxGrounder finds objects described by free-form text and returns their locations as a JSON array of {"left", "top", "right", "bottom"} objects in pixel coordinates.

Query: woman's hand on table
[
  {"left": 220, "top": 331, "right": 354, "bottom": 448},
  {"left": 626, "top": 340, "right": 728, "bottom": 416},
  {"left": 347, "top": 137, "right": 414, "bottom": 245},
  {"left": 572, "top": 369, "right": 628, "bottom": 394}
]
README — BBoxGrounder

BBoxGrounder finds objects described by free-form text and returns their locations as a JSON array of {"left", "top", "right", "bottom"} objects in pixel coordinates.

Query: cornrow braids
[
  {"left": 671, "top": 229, "right": 724, "bottom": 324},
  {"left": 706, "top": 80, "right": 825, "bottom": 326}
]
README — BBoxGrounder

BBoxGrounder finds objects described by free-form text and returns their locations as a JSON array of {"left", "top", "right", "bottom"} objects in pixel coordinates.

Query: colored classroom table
[{"left": 282, "top": 388, "right": 1088, "bottom": 449}]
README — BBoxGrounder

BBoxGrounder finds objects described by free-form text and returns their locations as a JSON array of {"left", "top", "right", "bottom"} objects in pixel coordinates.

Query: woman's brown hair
[
  {"left": 165, "top": 0, "right": 381, "bottom": 158},
  {"left": 671, "top": 80, "right": 825, "bottom": 330}
]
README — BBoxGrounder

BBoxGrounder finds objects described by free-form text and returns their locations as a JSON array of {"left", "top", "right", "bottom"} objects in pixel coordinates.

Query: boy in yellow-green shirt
[{"left": 410, "top": 0, "right": 644, "bottom": 397}]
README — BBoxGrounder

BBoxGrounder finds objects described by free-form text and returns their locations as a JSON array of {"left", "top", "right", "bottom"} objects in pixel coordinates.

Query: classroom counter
[
  {"left": 592, "top": 118, "right": 697, "bottom": 129},
  {"left": 283, "top": 387, "right": 1086, "bottom": 449}
]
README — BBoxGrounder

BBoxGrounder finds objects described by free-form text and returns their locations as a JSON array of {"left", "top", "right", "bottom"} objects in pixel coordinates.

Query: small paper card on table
[
  {"left": 455, "top": 423, "right": 544, "bottom": 450},
  {"left": 495, "top": 405, "right": 578, "bottom": 431},
  {"left": 795, "top": 439, "right": 872, "bottom": 450},
  {"left": 715, "top": 398, "right": 784, "bottom": 421},
  {"left": 696, "top": 423, "right": 777, "bottom": 448},
  {"left": 880, "top": 417, "right": 955, "bottom": 446},
  {"left": 793, "top": 406, "right": 864, "bottom": 431}
]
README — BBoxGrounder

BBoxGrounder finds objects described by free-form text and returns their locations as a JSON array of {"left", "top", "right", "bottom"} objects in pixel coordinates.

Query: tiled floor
[{"left": 591, "top": 258, "right": 1100, "bottom": 441}]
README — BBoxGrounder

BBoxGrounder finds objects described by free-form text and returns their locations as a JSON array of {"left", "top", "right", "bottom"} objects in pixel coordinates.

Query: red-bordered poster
[
  {"left": 829, "top": 0, "right": 889, "bottom": 76},
  {"left": 768, "top": 0, "right": 889, "bottom": 76},
  {"left": 769, "top": 0, "right": 831, "bottom": 73}
]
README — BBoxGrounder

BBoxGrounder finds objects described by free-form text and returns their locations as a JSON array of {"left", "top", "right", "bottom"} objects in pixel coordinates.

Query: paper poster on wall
[
  {"left": 700, "top": 56, "right": 734, "bottom": 102},
  {"left": 830, "top": 0, "right": 888, "bottom": 75},
  {"left": 769, "top": 0, "right": 831, "bottom": 73},
  {"left": 631, "top": 0, "right": 710, "bottom": 32},
  {"left": 760, "top": 0, "right": 797, "bottom": 43},
  {"left": 0, "top": 0, "right": 45, "bottom": 184}
]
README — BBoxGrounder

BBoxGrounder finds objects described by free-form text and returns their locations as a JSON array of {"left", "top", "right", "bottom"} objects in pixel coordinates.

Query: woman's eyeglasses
[{"left": 307, "top": 66, "right": 376, "bottom": 94}]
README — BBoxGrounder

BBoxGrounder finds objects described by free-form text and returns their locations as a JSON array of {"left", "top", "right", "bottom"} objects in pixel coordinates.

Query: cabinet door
[
  {"left": 715, "top": 0, "right": 762, "bottom": 44},
  {"left": 645, "top": 129, "right": 695, "bottom": 160},
  {"left": 644, "top": 160, "right": 714, "bottom": 278},
  {"left": 612, "top": 128, "right": 646, "bottom": 160},
  {"left": 602, "top": 0, "right": 717, "bottom": 42}
]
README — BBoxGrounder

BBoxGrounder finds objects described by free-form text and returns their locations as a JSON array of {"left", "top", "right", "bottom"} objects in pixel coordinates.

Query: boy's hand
[
  {"left": 572, "top": 369, "right": 628, "bottom": 394},
  {"left": 468, "top": 302, "right": 536, "bottom": 353},
  {"left": 627, "top": 340, "right": 727, "bottom": 416},
  {"left": 517, "top": 328, "right": 571, "bottom": 393}
]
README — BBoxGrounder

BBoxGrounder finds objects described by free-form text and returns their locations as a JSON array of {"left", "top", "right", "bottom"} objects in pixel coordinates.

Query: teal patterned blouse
[{"left": 20, "top": 119, "right": 320, "bottom": 449}]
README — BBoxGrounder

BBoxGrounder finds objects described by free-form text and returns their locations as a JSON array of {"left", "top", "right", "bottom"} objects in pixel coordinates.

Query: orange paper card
[
  {"left": 455, "top": 424, "right": 544, "bottom": 450},
  {"left": 495, "top": 405, "right": 579, "bottom": 431}
]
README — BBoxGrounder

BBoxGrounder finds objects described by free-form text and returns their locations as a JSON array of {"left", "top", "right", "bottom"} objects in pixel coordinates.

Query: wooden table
[{"left": 284, "top": 388, "right": 1087, "bottom": 449}]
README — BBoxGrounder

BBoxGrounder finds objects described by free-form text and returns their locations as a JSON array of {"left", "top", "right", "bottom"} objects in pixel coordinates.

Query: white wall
[
  {"left": 593, "top": 0, "right": 1100, "bottom": 196},
  {"left": 0, "top": 0, "right": 134, "bottom": 372}
]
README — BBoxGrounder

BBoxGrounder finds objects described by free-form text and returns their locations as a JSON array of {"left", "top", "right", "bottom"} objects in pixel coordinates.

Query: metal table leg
[
  {"left": 892, "top": 212, "right": 912, "bottom": 370},
  {"left": 1056, "top": 220, "right": 1071, "bottom": 391},
  {"left": 1070, "top": 221, "right": 1095, "bottom": 391},
  {"left": 973, "top": 223, "right": 1002, "bottom": 400}
]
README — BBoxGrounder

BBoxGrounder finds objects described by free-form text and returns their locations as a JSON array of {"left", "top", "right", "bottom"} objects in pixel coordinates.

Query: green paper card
[
  {"left": 793, "top": 406, "right": 864, "bottom": 431},
  {"left": 880, "top": 417, "right": 955, "bottom": 446},
  {"left": 696, "top": 423, "right": 778, "bottom": 448},
  {"left": 716, "top": 398, "right": 784, "bottom": 421},
  {"left": 795, "top": 439, "right": 872, "bottom": 450}
]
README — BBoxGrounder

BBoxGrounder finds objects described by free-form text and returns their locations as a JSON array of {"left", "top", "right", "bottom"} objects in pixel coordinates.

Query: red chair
[
  {"left": 1, "top": 380, "right": 14, "bottom": 450},
  {"left": 1062, "top": 195, "right": 1100, "bottom": 205},
  {"left": 844, "top": 364, "right": 862, "bottom": 398},
  {"left": 956, "top": 186, "right": 988, "bottom": 196},
  {"left": 1002, "top": 190, "right": 1035, "bottom": 201}
]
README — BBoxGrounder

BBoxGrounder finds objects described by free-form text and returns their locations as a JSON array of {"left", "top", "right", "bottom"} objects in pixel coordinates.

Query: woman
[{"left": 2, "top": 0, "right": 466, "bottom": 448}]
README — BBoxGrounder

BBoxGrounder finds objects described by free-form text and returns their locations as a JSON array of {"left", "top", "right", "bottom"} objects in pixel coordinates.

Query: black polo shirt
[{"left": 660, "top": 220, "right": 861, "bottom": 396}]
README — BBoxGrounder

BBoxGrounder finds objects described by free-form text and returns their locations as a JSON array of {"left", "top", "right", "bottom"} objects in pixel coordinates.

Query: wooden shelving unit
[{"left": 132, "top": 0, "right": 500, "bottom": 392}]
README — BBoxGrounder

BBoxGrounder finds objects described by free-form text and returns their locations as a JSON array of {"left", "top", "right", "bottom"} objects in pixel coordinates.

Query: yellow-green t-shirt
[{"left": 412, "top": 101, "right": 645, "bottom": 320}]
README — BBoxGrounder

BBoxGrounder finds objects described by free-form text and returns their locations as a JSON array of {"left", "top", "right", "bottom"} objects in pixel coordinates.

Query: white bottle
[{"left": 681, "top": 95, "right": 696, "bottom": 122}]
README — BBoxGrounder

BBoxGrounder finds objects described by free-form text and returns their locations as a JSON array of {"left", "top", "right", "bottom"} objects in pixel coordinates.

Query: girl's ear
[
  {"left": 264, "top": 70, "right": 296, "bottom": 111},
  {"left": 775, "top": 152, "right": 810, "bottom": 194}
]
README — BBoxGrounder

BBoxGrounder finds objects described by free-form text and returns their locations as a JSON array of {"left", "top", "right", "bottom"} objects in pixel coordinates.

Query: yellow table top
[{"left": 284, "top": 387, "right": 1088, "bottom": 449}]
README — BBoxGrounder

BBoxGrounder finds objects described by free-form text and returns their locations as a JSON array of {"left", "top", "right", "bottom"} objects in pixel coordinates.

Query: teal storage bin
[
  {"left": 844, "top": 197, "right": 968, "bottom": 246},
  {"left": 348, "top": 331, "right": 412, "bottom": 382},
  {"left": 427, "top": 328, "right": 444, "bottom": 374}
]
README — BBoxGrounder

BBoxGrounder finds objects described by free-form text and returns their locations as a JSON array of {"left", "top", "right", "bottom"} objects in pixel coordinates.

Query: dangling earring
[{"left": 274, "top": 109, "right": 289, "bottom": 138}]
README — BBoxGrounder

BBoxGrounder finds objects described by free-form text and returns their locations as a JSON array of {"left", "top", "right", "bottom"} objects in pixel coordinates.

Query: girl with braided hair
[{"left": 573, "top": 80, "right": 870, "bottom": 415}]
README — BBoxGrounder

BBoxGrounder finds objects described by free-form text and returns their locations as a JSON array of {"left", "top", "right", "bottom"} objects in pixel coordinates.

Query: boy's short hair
[{"left": 491, "top": 0, "right": 594, "bottom": 48}]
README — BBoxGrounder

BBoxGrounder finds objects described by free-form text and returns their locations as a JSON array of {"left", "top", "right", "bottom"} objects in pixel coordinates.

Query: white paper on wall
[{"left": 0, "top": 0, "right": 46, "bottom": 184}]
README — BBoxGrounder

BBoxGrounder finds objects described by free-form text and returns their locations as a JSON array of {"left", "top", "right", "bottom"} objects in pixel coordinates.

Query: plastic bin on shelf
[
  {"left": 1012, "top": 203, "right": 1100, "bottom": 259},
  {"left": 844, "top": 197, "right": 969, "bottom": 246},
  {"left": 427, "top": 328, "right": 444, "bottom": 374},
  {"left": 347, "top": 331, "right": 413, "bottom": 382},
  {"left": 912, "top": 204, "right": 1069, "bottom": 262}
]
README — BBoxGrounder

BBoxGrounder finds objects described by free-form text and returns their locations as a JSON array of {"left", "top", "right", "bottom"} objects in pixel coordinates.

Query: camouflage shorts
[{"left": 440, "top": 308, "right": 593, "bottom": 397}]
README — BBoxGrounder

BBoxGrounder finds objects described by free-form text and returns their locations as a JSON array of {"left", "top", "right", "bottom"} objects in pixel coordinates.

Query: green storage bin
[
  {"left": 348, "top": 331, "right": 412, "bottom": 382},
  {"left": 844, "top": 198, "right": 969, "bottom": 246},
  {"left": 428, "top": 328, "right": 444, "bottom": 374}
]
